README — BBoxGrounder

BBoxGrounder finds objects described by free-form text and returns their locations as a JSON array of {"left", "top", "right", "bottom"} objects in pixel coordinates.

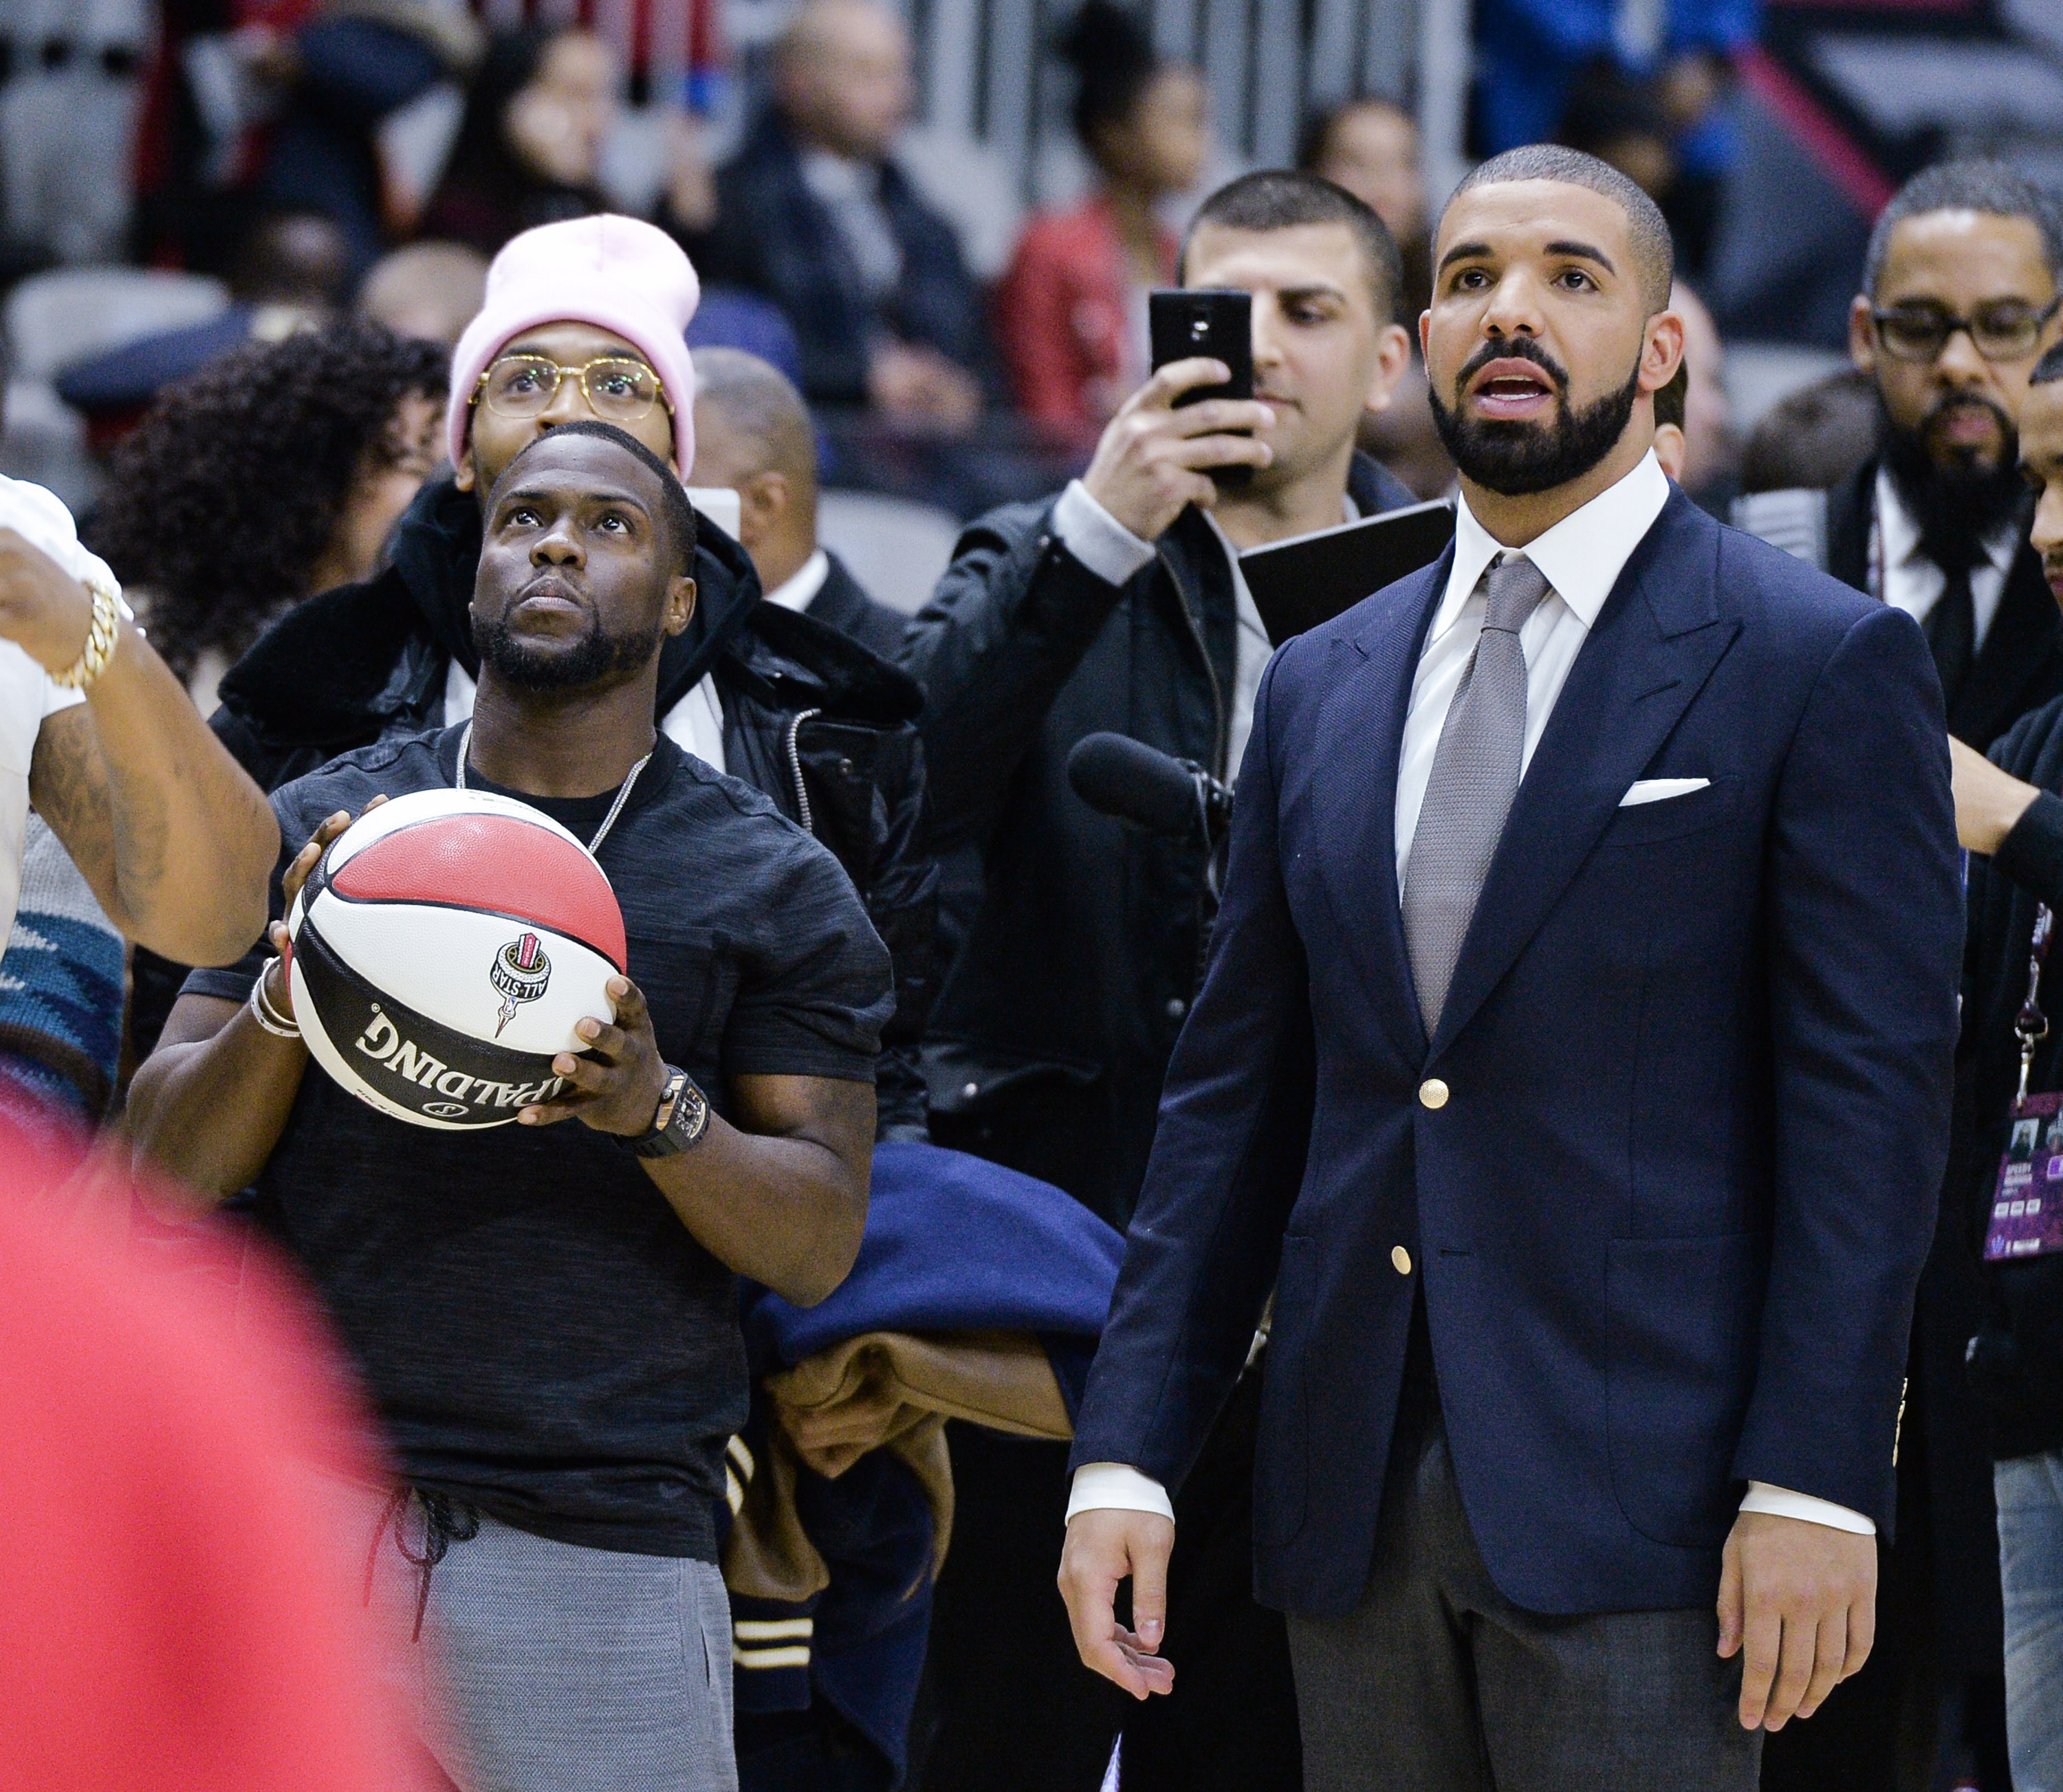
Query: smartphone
[{"left": 1148, "top": 288, "right": 1255, "bottom": 489}]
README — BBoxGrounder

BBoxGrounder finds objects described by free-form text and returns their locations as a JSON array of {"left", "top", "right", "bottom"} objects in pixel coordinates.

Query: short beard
[
  {"left": 474, "top": 608, "right": 660, "bottom": 692},
  {"left": 1879, "top": 391, "right": 2029, "bottom": 560},
  {"left": 1428, "top": 347, "right": 1645, "bottom": 496}
]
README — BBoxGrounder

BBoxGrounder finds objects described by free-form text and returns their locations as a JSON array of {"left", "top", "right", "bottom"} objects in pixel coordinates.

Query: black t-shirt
[{"left": 185, "top": 726, "right": 892, "bottom": 1557}]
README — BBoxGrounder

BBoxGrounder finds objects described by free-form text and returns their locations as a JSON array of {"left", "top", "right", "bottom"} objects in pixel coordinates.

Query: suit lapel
[
  {"left": 1429, "top": 494, "right": 1741, "bottom": 1056},
  {"left": 1313, "top": 548, "right": 1451, "bottom": 1063},
  {"left": 1950, "top": 545, "right": 2058, "bottom": 748}
]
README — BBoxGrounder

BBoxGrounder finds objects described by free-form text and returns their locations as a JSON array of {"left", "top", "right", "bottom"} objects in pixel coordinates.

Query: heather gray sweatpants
[{"left": 353, "top": 1485, "right": 736, "bottom": 1792}]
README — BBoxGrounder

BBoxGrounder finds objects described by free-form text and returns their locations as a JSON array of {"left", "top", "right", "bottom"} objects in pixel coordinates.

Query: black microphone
[{"left": 1067, "top": 732, "right": 1231, "bottom": 842}]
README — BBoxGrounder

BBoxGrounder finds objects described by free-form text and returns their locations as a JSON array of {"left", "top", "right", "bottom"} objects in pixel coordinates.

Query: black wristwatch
[{"left": 623, "top": 1065, "right": 711, "bottom": 1158}]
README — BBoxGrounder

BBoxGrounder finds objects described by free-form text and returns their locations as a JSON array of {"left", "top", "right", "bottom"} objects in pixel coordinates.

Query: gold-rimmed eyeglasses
[{"left": 473, "top": 354, "right": 674, "bottom": 425}]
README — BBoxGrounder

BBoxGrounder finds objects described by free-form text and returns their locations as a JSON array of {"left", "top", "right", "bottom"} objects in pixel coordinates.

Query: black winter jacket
[
  {"left": 900, "top": 454, "right": 1417, "bottom": 1226},
  {"left": 155, "top": 473, "right": 938, "bottom": 1135},
  {"left": 1961, "top": 695, "right": 2063, "bottom": 1461}
]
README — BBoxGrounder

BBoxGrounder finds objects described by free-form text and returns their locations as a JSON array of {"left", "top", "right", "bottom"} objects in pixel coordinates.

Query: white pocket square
[{"left": 1619, "top": 777, "right": 1711, "bottom": 807}]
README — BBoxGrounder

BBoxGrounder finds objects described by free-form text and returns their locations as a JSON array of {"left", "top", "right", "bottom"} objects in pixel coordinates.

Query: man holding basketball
[{"left": 129, "top": 424, "right": 894, "bottom": 1792}]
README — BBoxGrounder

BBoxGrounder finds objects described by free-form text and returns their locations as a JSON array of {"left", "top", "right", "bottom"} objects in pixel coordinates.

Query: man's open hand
[
  {"left": 1717, "top": 1509, "right": 1876, "bottom": 1730},
  {"left": 1080, "top": 360, "right": 1276, "bottom": 543},
  {"left": 1058, "top": 1508, "right": 1177, "bottom": 1701},
  {"left": 519, "top": 976, "right": 668, "bottom": 1136}
]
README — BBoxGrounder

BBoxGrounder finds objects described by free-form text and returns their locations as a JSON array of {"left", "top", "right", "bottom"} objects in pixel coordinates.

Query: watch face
[{"left": 671, "top": 1078, "right": 708, "bottom": 1141}]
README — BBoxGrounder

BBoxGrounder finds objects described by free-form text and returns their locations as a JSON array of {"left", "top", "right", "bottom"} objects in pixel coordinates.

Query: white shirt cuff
[
  {"left": 1065, "top": 1463, "right": 1175, "bottom": 1525},
  {"left": 1052, "top": 480, "right": 1157, "bottom": 589},
  {"left": 1739, "top": 1482, "right": 1876, "bottom": 1536}
]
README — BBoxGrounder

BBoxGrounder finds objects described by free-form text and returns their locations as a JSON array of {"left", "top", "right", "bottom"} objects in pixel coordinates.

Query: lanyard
[{"left": 2018, "top": 905, "right": 2054, "bottom": 1104}]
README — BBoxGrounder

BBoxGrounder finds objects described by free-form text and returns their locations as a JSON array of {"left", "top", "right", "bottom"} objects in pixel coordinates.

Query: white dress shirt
[
  {"left": 1067, "top": 452, "right": 1875, "bottom": 1539},
  {"left": 1873, "top": 468, "right": 2019, "bottom": 644},
  {"left": 763, "top": 547, "right": 831, "bottom": 615},
  {"left": 800, "top": 149, "right": 903, "bottom": 301}
]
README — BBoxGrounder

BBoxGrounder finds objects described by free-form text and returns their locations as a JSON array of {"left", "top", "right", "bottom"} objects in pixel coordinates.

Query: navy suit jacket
[{"left": 1069, "top": 490, "right": 1964, "bottom": 1618}]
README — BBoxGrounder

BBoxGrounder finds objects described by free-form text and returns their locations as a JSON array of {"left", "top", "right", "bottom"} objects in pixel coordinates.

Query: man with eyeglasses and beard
[
  {"left": 1742, "top": 163, "right": 2063, "bottom": 1792},
  {"left": 1745, "top": 162, "right": 2063, "bottom": 757},
  {"left": 1932, "top": 342, "right": 2063, "bottom": 1792}
]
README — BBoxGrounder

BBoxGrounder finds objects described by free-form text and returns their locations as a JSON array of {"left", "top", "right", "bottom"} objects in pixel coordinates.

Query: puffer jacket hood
[{"left": 221, "top": 470, "right": 789, "bottom": 744}]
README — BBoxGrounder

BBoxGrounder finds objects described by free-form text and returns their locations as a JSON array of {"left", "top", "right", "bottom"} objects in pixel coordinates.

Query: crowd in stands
[{"left": 0, "top": 0, "right": 1773, "bottom": 511}]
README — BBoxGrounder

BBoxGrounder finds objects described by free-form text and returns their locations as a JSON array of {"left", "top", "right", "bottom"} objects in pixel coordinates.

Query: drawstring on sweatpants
[{"left": 364, "top": 1487, "right": 481, "bottom": 1639}]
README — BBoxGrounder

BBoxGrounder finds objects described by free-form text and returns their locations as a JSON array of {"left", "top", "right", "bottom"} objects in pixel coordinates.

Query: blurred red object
[{"left": 0, "top": 1115, "right": 438, "bottom": 1792}]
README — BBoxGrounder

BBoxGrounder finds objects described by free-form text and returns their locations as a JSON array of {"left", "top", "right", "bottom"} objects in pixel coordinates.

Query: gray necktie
[{"left": 1401, "top": 554, "right": 1553, "bottom": 1034}]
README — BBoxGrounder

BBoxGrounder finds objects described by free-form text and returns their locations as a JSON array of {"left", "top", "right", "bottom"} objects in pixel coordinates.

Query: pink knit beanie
[{"left": 446, "top": 213, "right": 701, "bottom": 475}]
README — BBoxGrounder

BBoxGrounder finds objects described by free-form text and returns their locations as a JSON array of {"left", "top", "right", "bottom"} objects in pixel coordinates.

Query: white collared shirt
[
  {"left": 1874, "top": 468, "right": 2018, "bottom": 646},
  {"left": 763, "top": 547, "right": 831, "bottom": 615},
  {"left": 799, "top": 149, "right": 903, "bottom": 300},
  {"left": 1067, "top": 452, "right": 1876, "bottom": 1540},
  {"left": 1397, "top": 451, "right": 1670, "bottom": 883}
]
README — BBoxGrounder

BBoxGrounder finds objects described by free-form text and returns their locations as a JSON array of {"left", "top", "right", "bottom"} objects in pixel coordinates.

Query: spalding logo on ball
[{"left": 285, "top": 789, "right": 628, "bottom": 1130}]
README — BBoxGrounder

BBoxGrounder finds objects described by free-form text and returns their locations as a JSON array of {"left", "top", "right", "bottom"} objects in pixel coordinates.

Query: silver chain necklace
[{"left": 453, "top": 720, "right": 652, "bottom": 855}]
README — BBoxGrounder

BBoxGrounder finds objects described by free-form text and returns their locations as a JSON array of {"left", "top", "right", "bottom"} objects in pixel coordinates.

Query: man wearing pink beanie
[{"left": 445, "top": 212, "right": 702, "bottom": 481}]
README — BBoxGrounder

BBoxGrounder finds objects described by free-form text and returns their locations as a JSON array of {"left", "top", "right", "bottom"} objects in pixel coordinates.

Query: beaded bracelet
[
  {"left": 246, "top": 959, "right": 301, "bottom": 1040},
  {"left": 50, "top": 572, "right": 120, "bottom": 692}
]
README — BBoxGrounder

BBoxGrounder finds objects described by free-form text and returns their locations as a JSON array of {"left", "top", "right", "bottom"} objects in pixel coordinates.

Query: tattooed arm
[{"left": 11, "top": 530, "right": 276, "bottom": 965}]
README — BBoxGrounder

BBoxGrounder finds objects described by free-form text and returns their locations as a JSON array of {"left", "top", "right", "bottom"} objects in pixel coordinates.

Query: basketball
[{"left": 285, "top": 789, "right": 628, "bottom": 1130}]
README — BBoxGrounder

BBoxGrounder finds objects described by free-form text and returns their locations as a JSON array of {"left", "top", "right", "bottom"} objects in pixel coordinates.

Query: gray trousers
[
  {"left": 1286, "top": 1417, "right": 1762, "bottom": 1791},
  {"left": 351, "top": 1485, "right": 737, "bottom": 1792}
]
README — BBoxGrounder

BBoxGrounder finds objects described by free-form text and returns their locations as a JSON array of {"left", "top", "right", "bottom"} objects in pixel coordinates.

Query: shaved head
[
  {"left": 690, "top": 348, "right": 816, "bottom": 490},
  {"left": 688, "top": 349, "right": 826, "bottom": 592},
  {"left": 776, "top": 0, "right": 898, "bottom": 69},
  {"left": 1442, "top": 144, "right": 1674, "bottom": 314},
  {"left": 774, "top": 0, "right": 912, "bottom": 160}
]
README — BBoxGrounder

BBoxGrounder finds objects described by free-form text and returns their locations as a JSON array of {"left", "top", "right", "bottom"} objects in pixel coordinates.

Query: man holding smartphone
[{"left": 898, "top": 168, "right": 1416, "bottom": 1792}]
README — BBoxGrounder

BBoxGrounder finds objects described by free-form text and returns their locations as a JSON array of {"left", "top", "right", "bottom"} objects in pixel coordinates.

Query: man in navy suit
[{"left": 1057, "top": 144, "right": 1965, "bottom": 1786}]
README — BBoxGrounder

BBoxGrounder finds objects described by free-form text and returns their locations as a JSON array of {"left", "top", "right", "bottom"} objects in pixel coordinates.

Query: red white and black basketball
[{"left": 285, "top": 789, "right": 628, "bottom": 1130}]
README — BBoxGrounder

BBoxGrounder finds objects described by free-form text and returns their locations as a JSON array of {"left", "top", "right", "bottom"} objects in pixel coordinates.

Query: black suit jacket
[
  {"left": 1826, "top": 457, "right": 2063, "bottom": 752},
  {"left": 808, "top": 552, "right": 910, "bottom": 661}
]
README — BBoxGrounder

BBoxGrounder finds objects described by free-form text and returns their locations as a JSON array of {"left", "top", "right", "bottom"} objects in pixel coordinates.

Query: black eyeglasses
[{"left": 1872, "top": 297, "right": 2062, "bottom": 364}]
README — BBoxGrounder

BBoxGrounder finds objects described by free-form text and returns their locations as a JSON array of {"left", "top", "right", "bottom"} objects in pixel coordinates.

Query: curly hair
[{"left": 85, "top": 321, "right": 448, "bottom": 683}]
